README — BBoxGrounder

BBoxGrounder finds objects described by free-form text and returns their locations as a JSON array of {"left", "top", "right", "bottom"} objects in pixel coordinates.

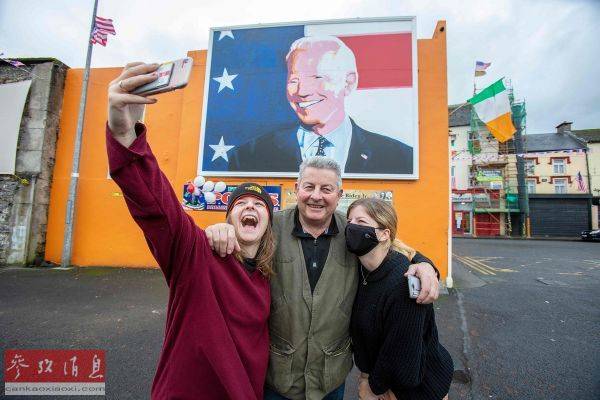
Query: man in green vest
[{"left": 206, "top": 156, "right": 440, "bottom": 400}]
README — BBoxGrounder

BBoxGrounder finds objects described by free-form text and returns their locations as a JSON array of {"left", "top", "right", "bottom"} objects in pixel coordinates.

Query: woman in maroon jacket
[{"left": 106, "top": 62, "right": 273, "bottom": 399}]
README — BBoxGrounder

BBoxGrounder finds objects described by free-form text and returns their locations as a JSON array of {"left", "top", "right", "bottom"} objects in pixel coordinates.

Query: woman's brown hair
[{"left": 346, "top": 197, "right": 416, "bottom": 261}]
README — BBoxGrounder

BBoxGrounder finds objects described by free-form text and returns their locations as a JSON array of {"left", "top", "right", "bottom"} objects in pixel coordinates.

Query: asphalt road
[
  {"left": 448, "top": 238, "right": 600, "bottom": 400},
  {"left": 1, "top": 239, "right": 599, "bottom": 399}
]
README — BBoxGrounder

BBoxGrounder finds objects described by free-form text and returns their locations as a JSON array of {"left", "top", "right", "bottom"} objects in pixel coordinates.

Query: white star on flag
[
  {"left": 218, "top": 31, "right": 234, "bottom": 41},
  {"left": 209, "top": 136, "right": 235, "bottom": 162},
  {"left": 213, "top": 68, "right": 238, "bottom": 93}
]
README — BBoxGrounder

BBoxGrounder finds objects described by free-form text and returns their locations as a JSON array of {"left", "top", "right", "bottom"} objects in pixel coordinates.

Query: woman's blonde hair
[
  {"left": 346, "top": 198, "right": 416, "bottom": 261},
  {"left": 227, "top": 216, "right": 275, "bottom": 279}
]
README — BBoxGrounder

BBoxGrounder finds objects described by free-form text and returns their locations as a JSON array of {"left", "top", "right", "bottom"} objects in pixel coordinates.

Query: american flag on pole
[
  {"left": 576, "top": 171, "right": 587, "bottom": 192},
  {"left": 90, "top": 16, "right": 116, "bottom": 46},
  {"left": 475, "top": 61, "right": 491, "bottom": 77}
]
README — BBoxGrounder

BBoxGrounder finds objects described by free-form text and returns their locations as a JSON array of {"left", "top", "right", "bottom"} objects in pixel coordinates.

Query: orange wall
[{"left": 46, "top": 21, "right": 449, "bottom": 276}]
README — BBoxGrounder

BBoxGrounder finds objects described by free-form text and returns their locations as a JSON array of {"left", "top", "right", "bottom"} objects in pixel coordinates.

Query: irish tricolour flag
[{"left": 468, "top": 78, "right": 516, "bottom": 143}]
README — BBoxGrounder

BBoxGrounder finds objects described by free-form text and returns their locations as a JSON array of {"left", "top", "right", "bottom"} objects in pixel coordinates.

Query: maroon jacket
[{"left": 106, "top": 123, "right": 270, "bottom": 399}]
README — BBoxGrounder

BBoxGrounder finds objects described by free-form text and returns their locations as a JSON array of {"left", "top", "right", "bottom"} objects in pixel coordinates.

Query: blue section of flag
[{"left": 202, "top": 25, "right": 305, "bottom": 171}]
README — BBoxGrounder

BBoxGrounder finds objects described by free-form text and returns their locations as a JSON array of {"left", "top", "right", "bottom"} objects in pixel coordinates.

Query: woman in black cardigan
[{"left": 347, "top": 198, "right": 453, "bottom": 400}]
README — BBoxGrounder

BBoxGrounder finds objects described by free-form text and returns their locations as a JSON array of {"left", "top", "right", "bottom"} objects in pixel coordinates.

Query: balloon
[
  {"left": 193, "top": 176, "right": 206, "bottom": 187},
  {"left": 202, "top": 180, "right": 215, "bottom": 192},
  {"left": 214, "top": 181, "right": 226, "bottom": 193},
  {"left": 186, "top": 183, "right": 195, "bottom": 193},
  {"left": 193, "top": 188, "right": 201, "bottom": 197},
  {"left": 204, "top": 191, "right": 216, "bottom": 203}
]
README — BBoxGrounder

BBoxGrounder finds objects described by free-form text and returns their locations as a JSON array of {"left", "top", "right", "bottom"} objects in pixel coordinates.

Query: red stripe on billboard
[{"left": 338, "top": 33, "right": 413, "bottom": 89}]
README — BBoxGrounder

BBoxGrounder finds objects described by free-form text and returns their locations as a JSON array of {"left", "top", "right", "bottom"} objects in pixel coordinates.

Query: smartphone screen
[{"left": 132, "top": 62, "right": 174, "bottom": 95}]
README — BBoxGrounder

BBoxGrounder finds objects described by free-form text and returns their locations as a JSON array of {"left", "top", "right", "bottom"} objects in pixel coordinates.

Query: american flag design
[
  {"left": 576, "top": 171, "right": 587, "bottom": 192},
  {"left": 198, "top": 18, "right": 418, "bottom": 177},
  {"left": 90, "top": 16, "right": 116, "bottom": 46},
  {"left": 475, "top": 61, "right": 491, "bottom": 77}
]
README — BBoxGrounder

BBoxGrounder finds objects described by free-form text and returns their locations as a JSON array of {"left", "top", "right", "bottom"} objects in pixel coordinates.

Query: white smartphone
[
  {"left": 132, "top": 57, "right": 193, "bottom": 96},
  {"left": 408, "top": 275, "right": 421, "bottom": 299}
]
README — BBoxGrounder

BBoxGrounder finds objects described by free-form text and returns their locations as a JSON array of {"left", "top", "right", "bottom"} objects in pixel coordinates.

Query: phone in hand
[
  {"left": 408, "top": 275, "right": 421, "bottom": 299},
  {"left": 132, "top": 57, "right": 193, "bottom": 96}
]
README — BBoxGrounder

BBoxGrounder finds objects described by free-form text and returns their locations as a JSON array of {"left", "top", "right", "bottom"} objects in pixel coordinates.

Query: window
[
  {"left": 554, "top": 178, "right": 567, "bottom": 194},
  {"left": 553, "top": 159, "right": 566, "bottom": 174},
  {"left": 526, "top": 179, "right": 536, "bottom": 194},
  {"left": 525, "top": 159, "right": 535, "bottom": 175}
]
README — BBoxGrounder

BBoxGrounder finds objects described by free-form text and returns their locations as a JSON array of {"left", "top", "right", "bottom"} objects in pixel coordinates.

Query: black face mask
[{"left": 345, "top": 223, "right": 380, "bottom": 256}]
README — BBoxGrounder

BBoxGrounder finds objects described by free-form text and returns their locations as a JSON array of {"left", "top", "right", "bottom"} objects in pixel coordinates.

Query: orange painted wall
[{"left": 45, "top": 21, "right": 449, "bottom": 276}]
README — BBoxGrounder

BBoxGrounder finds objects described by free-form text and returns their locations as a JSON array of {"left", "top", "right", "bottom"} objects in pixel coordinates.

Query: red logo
[{"left": 4, "top": 350, "right": 105, "bottom": 396}]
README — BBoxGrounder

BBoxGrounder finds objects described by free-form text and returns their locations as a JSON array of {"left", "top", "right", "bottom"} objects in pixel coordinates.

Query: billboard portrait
[{"left": 198, "top": 17, "right": 419, "bottom": 179}]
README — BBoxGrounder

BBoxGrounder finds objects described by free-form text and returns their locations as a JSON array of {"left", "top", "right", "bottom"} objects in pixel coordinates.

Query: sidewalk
[{"left": 452, "top": 235, "right": 582, "bottom": 242}]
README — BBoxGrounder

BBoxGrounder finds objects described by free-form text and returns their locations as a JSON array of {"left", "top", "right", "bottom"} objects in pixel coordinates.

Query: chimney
[{"left": 556, "top": 121, "right": 573, "bottom": 133}]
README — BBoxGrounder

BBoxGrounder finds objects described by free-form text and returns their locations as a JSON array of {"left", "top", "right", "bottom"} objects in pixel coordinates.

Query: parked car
[{"left": 580, "top": 229, "right": 600, "bottom": 241}]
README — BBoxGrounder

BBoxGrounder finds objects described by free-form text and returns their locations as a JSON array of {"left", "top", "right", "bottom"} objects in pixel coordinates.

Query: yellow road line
[
  {"left": 453, "top": 254, "right": 494, "bottom": 275},
  {"left": 464, "top": 256, "right": 499, "bottom": 275}
]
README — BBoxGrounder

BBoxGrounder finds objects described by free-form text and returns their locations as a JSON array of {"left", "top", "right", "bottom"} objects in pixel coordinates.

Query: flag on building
[
  {"left": 576, "top": 171, "right": 587, "bottom": 192},
  {"left": 90, "top": 16, "right": 116, "bottom": 46},
  {"left": 467, "top": 78, "right": 516, "bottom": 143},
  {"left": 0, "top": 53, "right": 26, "bottom": 68},
  {"left": 475, "top": 61, "right": 491, "bottom": 77}
]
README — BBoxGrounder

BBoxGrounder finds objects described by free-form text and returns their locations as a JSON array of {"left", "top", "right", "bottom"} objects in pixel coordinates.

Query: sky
[{"left": 1, "top": 0, "right": 599, "bottom": 134}]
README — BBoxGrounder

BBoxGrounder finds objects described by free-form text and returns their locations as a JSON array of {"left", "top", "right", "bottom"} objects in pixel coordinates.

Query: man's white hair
[
  {"left": 286, "top": 35, "right": 358, "bottom": 92},
  {"left": 298, "top": 156, "right": 343, "bottom": 189}
]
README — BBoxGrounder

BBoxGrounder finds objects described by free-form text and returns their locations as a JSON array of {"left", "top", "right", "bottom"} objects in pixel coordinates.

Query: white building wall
[{"left": 450, "top": 125, "right": 471, "bottom": 190}]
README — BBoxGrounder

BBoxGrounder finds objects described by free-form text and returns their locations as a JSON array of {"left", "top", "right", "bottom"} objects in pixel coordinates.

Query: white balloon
[
  {"left": 204, "top": 191, "right": 216, "bottom": 203},
  {"left": 193, "top": 176, "right": 206, "bottom": 187},
  {"left": 193, "top": 188, "right": 201, "bottom": 197},
  {"left": 214, "top": 181, "right": 227, "bottom": 193},
  {"left": 202, "top": 180, "right": 215, "bottom": 192}
]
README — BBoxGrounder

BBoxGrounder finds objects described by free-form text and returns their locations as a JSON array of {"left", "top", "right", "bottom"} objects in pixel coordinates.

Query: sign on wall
[
  {"left": 198, "top": 17, "right": 419, "bottom": 179},
  {"left": 0, "top": 80, "right": 32, "bottom": 174},
  {"left": 282, "top": 188, "right": 393, "bottom": 213},
  {"left": 182, "top": 183, "right": 281, "bottom": 212}
]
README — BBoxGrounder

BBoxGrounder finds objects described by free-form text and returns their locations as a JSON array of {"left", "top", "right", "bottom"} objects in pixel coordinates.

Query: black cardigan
[{"left": 350, "top": 251, "right": 454, "bottom": 400}]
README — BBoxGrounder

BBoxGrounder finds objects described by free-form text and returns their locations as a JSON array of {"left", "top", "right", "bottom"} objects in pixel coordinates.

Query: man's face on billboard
[{"left": 286, "top": 43, "right": 353, "bottom": 131}]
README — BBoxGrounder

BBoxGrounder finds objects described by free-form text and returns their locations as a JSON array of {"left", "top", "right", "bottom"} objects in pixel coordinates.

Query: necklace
[{"left": 360, "top": 267, "right": 372, "bottom": 285}]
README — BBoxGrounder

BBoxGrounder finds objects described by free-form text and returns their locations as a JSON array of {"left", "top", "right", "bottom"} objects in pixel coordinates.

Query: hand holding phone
[{"left": 131, "top": 57, "right": 193, "bottom": 96}]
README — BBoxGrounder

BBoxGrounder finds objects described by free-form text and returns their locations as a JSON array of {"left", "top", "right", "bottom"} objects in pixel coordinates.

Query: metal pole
[{"left": 61, "top": 0, "right": 99, "bottom": 268}]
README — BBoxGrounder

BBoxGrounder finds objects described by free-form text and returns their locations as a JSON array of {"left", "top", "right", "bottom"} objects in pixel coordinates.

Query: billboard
[{"left": 198, "top": 17, "right": 419, "bottom": 179}]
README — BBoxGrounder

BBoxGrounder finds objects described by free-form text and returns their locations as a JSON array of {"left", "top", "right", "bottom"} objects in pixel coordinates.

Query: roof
[
  {"left": 523, "top": 133, "right": 587, "bottom": 152},
  {"left": 448, "top": 103, "right": 471, "bottom": 127},
  {"left": 573, "top": 129, "right": 600, "bottom": 143},
  {"left": 2, "top": 57, "right": 70, "bottom": 69}
]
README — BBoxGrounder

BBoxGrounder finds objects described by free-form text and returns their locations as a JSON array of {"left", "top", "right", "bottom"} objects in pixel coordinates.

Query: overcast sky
[{"left": 1, "top": 0, "right": 598, "bottom": 133}]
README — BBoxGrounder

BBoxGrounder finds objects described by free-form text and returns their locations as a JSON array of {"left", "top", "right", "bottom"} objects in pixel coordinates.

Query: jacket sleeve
[
  {"left": 106, "top": 122, "right": 201, "bottom": 286},
  {"left": 412, "top": 251, "right": 440, "bottom": 279},
  {"left": 368, "top": 284, "right": 429, "bottom": 395}
]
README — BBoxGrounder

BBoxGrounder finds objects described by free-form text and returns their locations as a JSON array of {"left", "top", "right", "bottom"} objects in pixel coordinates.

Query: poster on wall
[
  {"left": 282, "top": 188, "right": 393, "bottom": 213},
  {"left": 198, "top": 17, "right": 419, "bottom": 180},
  {"left": 182, "top": 181, "right": 282, "bottom": 212}
]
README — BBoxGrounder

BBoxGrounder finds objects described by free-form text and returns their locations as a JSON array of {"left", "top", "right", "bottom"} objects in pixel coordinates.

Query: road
[
  {"left": 1, "top": 239, "right": 599, "bottom": 399},
  {"left": 447, "top": 238, "right": 600, "bottom": 400}
]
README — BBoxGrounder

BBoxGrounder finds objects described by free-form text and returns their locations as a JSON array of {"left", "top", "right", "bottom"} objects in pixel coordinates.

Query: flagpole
[{"left": 61, "top": 0, "right": 99, "bottom": 268}]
